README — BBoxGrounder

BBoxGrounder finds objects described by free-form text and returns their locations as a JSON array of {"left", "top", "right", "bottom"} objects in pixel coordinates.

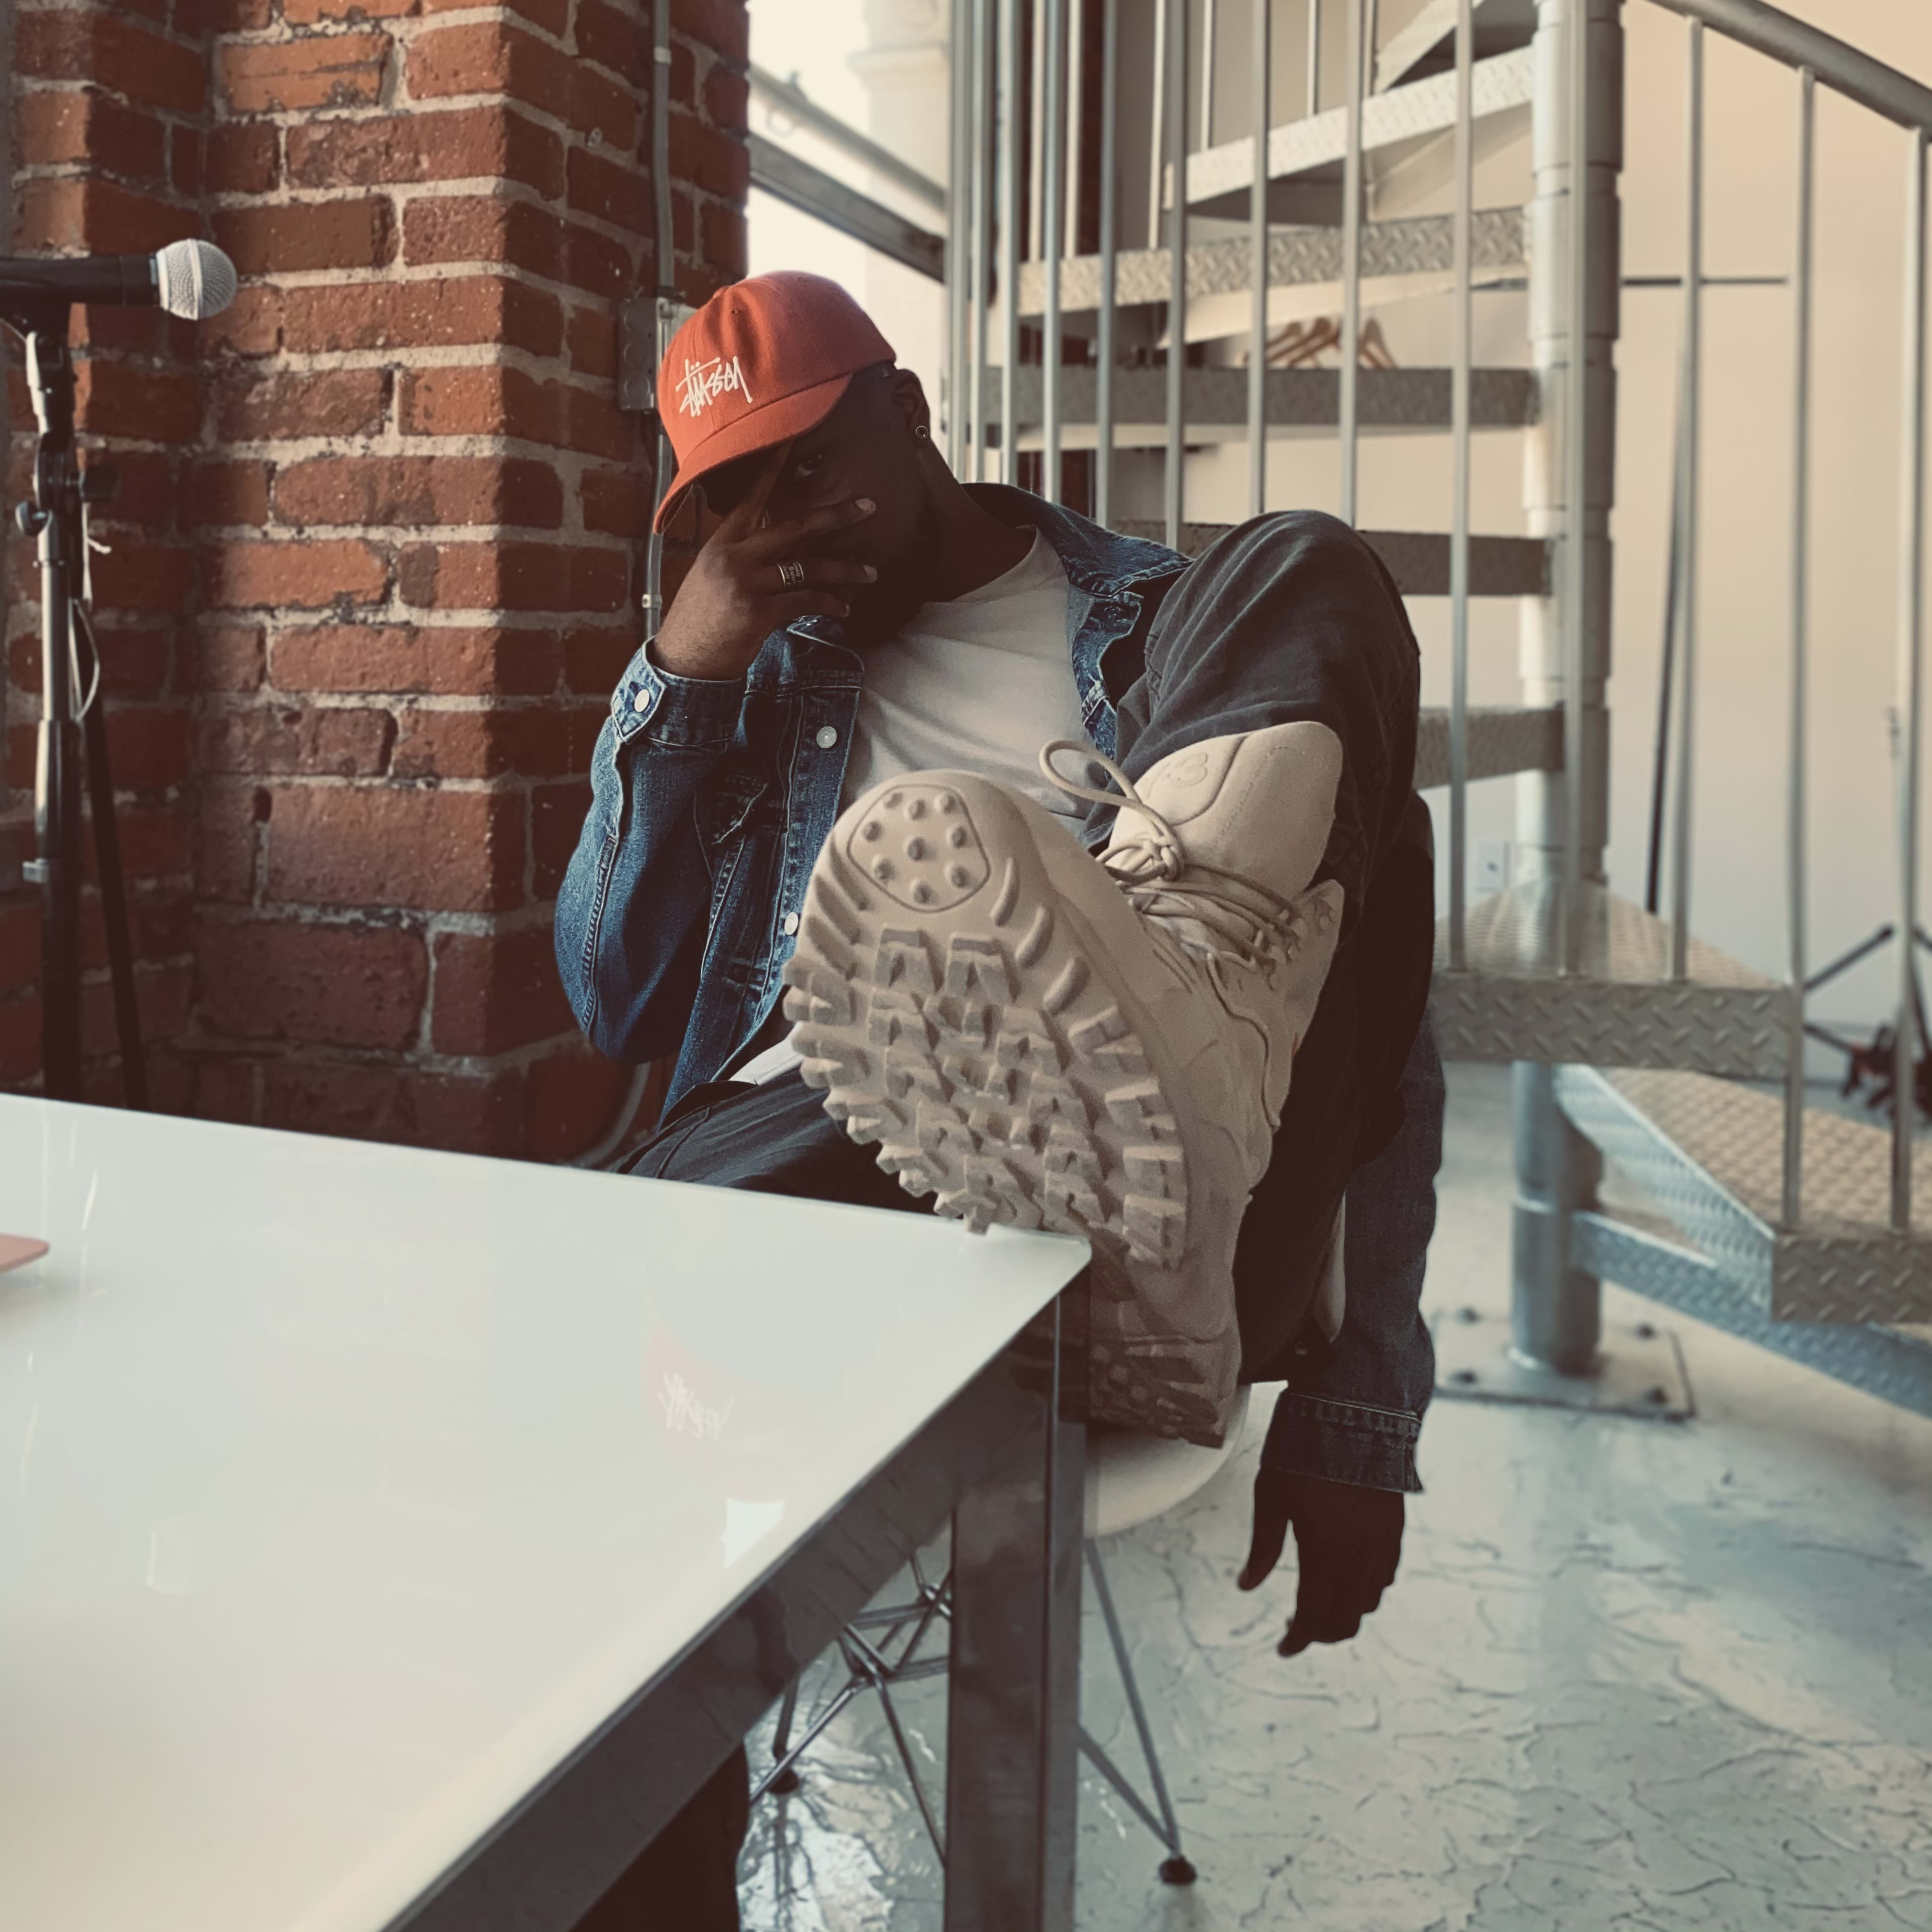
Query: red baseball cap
[{"left": 653, "top": 272, "right": 896, "bottom": 532}]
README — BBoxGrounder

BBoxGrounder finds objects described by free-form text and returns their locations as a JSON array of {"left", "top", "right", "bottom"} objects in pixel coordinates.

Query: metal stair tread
[
  {"left": 1013, "top": 209, "right": 1524, "bottom": 319},
  {"left": 1109, "top": 522, "right": 1548, "bottom": 596},
  {"left": 1375, "top": 0, "right": 1538, "bottom": 93},
  {"left": 1601, "top": 1068, "right": 1932, "bottom": 1242},
  {"left": 1430, "top": 884, "right": 1793, "bottom": 1076},
  {"left": 1183, "top": 44, "right": 1534, "bottom": 210},
  {"left": 1414, "top": 704, "right": 1562, "bottom": 786},
  {"left": 1001, "top": 365, "right": 1538, "bottom": 440}
]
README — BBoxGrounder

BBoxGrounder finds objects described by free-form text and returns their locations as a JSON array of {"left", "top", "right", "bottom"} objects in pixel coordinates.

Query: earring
[{"left": 914, "top": 423, "right": 930, "bottom": 441}]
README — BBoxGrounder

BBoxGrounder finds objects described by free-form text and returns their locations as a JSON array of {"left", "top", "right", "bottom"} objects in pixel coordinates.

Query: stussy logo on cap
[{"left": 677, "top": 354, "right": 755, "bottom": 418}]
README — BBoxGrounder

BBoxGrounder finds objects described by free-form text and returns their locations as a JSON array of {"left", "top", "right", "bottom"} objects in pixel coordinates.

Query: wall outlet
[{"left": 1476, "top": 839, "right": 1513, "bottom": 897}]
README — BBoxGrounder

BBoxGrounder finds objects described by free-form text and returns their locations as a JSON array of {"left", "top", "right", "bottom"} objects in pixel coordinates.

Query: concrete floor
[{"left": 737, "top": 1065, "right": 1932, "bottom": 1930}]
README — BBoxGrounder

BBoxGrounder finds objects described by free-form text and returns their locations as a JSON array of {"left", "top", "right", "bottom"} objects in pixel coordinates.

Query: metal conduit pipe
[
  {"left": 1042, "top": 0, "right": 1067, "bottom": 504},
  {"left": 1783, "top": 64, "right": 1813, "bottom": 1228},
  {"left": 999, "top": 0, "right": 1021, "bottom": 487},
  {"left": 1164, "top": 0, "right": 1189, "bottom": 551},
  {"left": 1096, "top": 0, "right": 1120, "bottom": 527},
  {"left": 1668, "top": 20, "right": 1702, "bottom": 983}
]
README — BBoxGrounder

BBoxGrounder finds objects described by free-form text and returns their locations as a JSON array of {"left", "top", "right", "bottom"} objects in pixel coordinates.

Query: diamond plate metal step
[
  {"left": 1013, "top": 209, "right": 1525, "bottom": 330},
  {"left": 1430, "top": 881, "right": 1795, "bottom": 1076},
  {"left": 1414, "top": 704, "right": 1561, "bottom": 787},
  {"left": 1110, "top": 521, "right": 1549, "bottom": 596},
  {"left": 1003, "top": 365, "right": 1537, "bottom": 446},
  {"left": 1183, "top": 45, "right": 1534, "bottom": 216},
  {"left": 1556, "top": 1067, "right": 1932, "bottom": 1327},
  {"left": 1375, "top": 0, "right": 1538, "bottom": 93}
]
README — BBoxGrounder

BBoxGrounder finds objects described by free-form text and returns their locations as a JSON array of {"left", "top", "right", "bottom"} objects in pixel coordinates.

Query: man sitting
[{"left": 554, "top": 271, "right": 1441, "bottom": 1929}]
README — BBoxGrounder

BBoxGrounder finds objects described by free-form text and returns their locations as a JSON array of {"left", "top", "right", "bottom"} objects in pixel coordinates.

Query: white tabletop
[{"left": 0, "top": 1096, "right": 1086, "bottom": 1932}]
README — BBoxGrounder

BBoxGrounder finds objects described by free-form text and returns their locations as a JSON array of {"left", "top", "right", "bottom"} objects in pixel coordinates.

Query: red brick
[
  {"left": 15, "top": 92, "right": 167, "bottom": 180},
  {"left": 282, "top": 276, "right": 561, "bottom": 358},
  {"left": 264, "top": 784, "right": 525, "bottom": 913},
  {"left": 561, "top": 222, "right": 633, "bottom": 299},
  {"left": 704, "top": 58, "right": 749, "bottom": 131},
  {"left": 269, "top": 625, "right": 562, "bottom": 696},
  {"left": 191, "top": 460, "right": 272, "bottom": 528},
  {"left": 668, "top": 113, "right": 748, "bottom": 201},
  {"left": 91, "top": 542, "right": 197, "bottom": 615},
  {"left": 667, "top": 37, "right": 695, "bottom": 109},
  {"left": 261, "top": 1058, "right": 522, "bottom": 1154},
  {"left": 401, "top": 195, "right": 560, "bottom": 280},
  {"left": 171, "top": 125, "right": 202, "bottom": 198},
  {"left": 562, "top": 625, "right": 635, "bottom": 693},
  {"left": 701, "top": 199, "right": 746, "bottom": 279},
  {"left": 220, "top": 32, "right": 392, "bottom": 114},
  {"left": 193, "top": 1054, "right": 260, "bottom": 1125},
  {"left": 524, "top": 1045, "right": 628, "bottom": 1162},
  {"left": 0, "top": 995, "right": 43, "bottom": 1083},
  {"left": 274, "top": 455, "right": 564, "bottom": 530},
  {"left": 282, "top": 0, "right": 415, "bottom": 20},
  {"left": 399, "top": 364, "right": 556, "bottom": 443},
  {"left": 0, "top": 903, "right": 39, "bottom": 991},
  {"left": 199, "top": 704, "right": 396, "bottom": 778},
  {"left": 116, "top": 801, "right": 192, "bottom": 880},
  {"left": 195, "top": 626, "right": 267, "bottom": 693},
  {"left": 207, "top": 122, "right": 279, "bottom": 195},
  {"left": 566, "top": 144, "right": 649, "bottom": 234},
  {"left": 580, "top": 466, "right": 649, "bottom": 537},
  {"left": 389, "top": 704, "right": 594, "bottom": 779},
  {"left": 576, "top": 0, "right": 649, "bottom": 84},
  {"left": 407, "top": 22, "right": 636, "bottom": 149},
  {"left": 16, "top": 11, "right": 207, "bottom": 115},
  {"left": 209, "top": 0, "right": 273, "bottom": 27},
  {"left": 431, "top": 924, "right": 574, "bottom": 1054},
  {"left": 560, "top": 385, "right": 634, "bottom": 461},
  {"left": 672, "top": 0, "right": 749, "bottom": 62},
  {"left": 287, "top": 106, "right": 563, "bottom": 197},
  {"left": 567, "top": 301, "right": 619, "bottom": 376},
  {"left": 202, "top": 284, "right": 285, "bottom": 357},
  {"left": 196, "top": 916, "right": 427, "bottom": 1048},
  {"left": 398, "top": 541, "right": 629, "bottom": 614},
  {"left": 215, "top": 368, "right": 389, "bottom": 443},
  {"left": 85, "top": 449, "right": 175, "bottom": 531},
  {"left": 103, "top": 705, "right": 193, "bottom": 789},
  {"left": 17, "top": 177, "right": 196, "bottom": 256},
  {"left": 195, "top": 784, "right": 260, "bottom": 902},
  {"left": 72, "top": 361, "right": 200, "bottom": 443},
  {"left": 93, "top": 626, "right": 173, "bottom": 700},
  {"left": 423, "top": 0, "right": 569, "bottom": 35},
  {"left": 207, "top": 540, "right": 388, "bottom": 611},
  {"left": 213, "top": 198, "right": 395, "bottom": 276}
]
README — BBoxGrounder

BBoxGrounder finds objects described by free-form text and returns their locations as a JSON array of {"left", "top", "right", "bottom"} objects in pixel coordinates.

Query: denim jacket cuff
[
  {"left": 1257, "top": 1389, "right": 1422, "bottom": 1494},
  {"left": 612, "top": 639, "right": 745, "bottom": 749}
]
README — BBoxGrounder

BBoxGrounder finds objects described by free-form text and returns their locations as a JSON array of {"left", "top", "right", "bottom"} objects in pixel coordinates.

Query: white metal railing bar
[
  {"left": 1042, "top": 0, "right": 1067, "bottom": 504},
  {"left": 1203, "top": 0, "right": 1219, "bottom": 147},
  {"left": 1165, "top": 0, "right": 1189, "bottom": 551},
  {"left": 999, "top": 0, "right": 1021, "bottom": 487},
  {"left": 1562, "top": 0, "right": 1595, "bottom": 976},
  {"left": 1150, "top": 0, "right": 1169, "bottom": 256},
  {"left": 1339, "top": 0, "right": 1364, "bottom": 524},
  {"left": 1447, "top": 0, "right": 1472, "bottom": 971},
  {"left": 1895, "top": 127, "right": 1926, "bottom": 1228},
  {"left": 1029, "top": 0, "right": 1047, "bottom": 265},
  {"left": 948, "top": 5, "right": 971, "bottom": 472},
  {"left": 1308, "top": 0, "right": 1321, "bottom": 118},
  {"left": 749, "top": 63, "right": 948, "bottom": 213},
  {"left": 1783, "top": 64, "right": 1813, "bottom": 1226},
  {"left": 1249, "top": 0, "right": 1270, "bottom": 519},
  {"left": 1645, "top": 0, "right": 1932, "bottom": 134},
  {"left": 969, "top": 0, "right": 993, "bottom": 482},
  {"left": 1666, "top": 19, "right": 1702, "bottom": 983},
  {"left": 1067, "top": 0, "right": 1086, "bottom": 266},
  {"left": 1096, "top": 0, "right": 1120, "bottom": 526}
]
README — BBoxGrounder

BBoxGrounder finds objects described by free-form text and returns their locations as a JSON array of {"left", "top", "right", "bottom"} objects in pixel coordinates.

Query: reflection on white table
[{"left": 0, "top": 1096, "right": 1085, "bottom": 1932}]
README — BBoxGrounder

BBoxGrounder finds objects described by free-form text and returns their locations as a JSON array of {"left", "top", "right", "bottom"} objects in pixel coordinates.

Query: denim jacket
[{"left": 554, "top": 485, "right": 1433, "bottom": 1491}]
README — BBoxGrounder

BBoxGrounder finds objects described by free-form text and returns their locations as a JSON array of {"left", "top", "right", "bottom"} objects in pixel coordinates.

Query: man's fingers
[
  {"left": 757, "top": 557, "right": 877, "bottom": 593},
  {"left": 1277, "top": 1563, "right": 1365, "bottom": 1656},
  {"left": 725, "top": 441, "right": 793, "bottom": 534},
  {"left": 750, "top": 495, "right": 876, "bottom": 553},
  {"left": 1238, "top": 1470, "right": 1296, "bottom": 1591}
]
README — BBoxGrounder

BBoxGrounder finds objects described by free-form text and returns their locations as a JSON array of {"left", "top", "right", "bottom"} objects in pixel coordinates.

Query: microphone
[{"left": 0, "top": 238, "right": 237, "bottom": 321}]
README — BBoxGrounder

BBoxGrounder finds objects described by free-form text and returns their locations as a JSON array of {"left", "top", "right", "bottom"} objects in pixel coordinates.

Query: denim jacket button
[
  {"left": 782, "top": 912, "right": 800, "bottom": 935},
  {"left": 633, "top": 689, "right": 652, "bottom": 713},
  {"left": 815, "top": 725, "right": 839, "bottom": 749}
]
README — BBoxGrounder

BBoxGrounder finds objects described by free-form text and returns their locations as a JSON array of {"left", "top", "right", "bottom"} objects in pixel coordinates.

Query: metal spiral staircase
[
  {"left": 629, "top": 0, "right": 1932, "bottom": 1417},
  {"left": 943, "top": 0, "right": 1932, "bottom": 1415}
]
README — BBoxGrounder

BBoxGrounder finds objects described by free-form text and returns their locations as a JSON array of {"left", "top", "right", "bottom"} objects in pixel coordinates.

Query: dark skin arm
[
  {"left": 1239, "top": 1470, "right": 1405, "bottom": 1657},
  {"left": 651, "top": 440, "right": 879, "bottom": 681}
]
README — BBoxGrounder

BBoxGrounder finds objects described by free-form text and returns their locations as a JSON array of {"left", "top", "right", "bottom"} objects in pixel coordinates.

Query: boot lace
[{"left": 1039, "top": 740, "right": 1311, "bottom": 982}]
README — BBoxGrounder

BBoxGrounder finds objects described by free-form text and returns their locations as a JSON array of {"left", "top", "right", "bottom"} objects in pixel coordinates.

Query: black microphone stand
[{"left": 4, "top": 301, "right": 146, "bottom": 1106}]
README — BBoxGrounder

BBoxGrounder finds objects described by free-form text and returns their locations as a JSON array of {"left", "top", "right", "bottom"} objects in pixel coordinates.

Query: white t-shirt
[
  {"left": 838, "top": 530, "right": 1091, "bottom": 828},
  {"left": 734, "top": 531, "right": 1090, "bottom": 1086}
]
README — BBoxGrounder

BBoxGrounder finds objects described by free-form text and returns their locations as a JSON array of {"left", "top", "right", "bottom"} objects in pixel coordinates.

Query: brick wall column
[{"left": 4, "top": 0, "right": 750, "bottom": 1157}]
